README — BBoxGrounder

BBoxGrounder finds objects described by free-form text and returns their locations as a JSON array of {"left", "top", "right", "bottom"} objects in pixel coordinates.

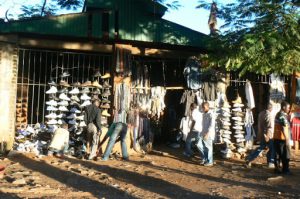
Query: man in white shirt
[
  {"left": 196, "top": 102, "right": 215, "bottom": 166},
  {"left": 183, "top": 103, "right": 203, "bottom": 157},
  {"left": 48, "top": 123, "right": 70, "bottom": 157}
]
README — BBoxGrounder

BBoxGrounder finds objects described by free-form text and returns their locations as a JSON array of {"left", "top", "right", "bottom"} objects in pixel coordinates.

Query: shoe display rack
[
  {"left": 231, "top": 97, "right": 246, "bottom": 155},
  {"left": 219, "top": 101, "right": 234, "bottom": 159},
  {"left": 45, "top": 71, "right": 112, "bottom": 147},
  {"left": 15, "top": 97, "right": 28, "bottom": 130}
]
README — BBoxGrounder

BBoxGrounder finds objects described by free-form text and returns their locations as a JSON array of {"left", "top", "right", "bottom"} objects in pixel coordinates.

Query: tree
[{"left": 198, "top": 0, "right": 300, "bottom": 75}]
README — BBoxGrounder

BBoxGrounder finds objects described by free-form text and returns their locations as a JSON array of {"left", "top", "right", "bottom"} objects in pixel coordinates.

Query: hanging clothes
[
  {"left": 180, "top": 90, "right": 197, "bottom": 117},
  {"left": 269, "top": 74, "right": 286, "bottom": 102},
  {"left": 245, "top": 81, "right": 255, "bottom": 109},
  {"left": 291, "top": 117, "right": 300, "bottom": 141},
  {"left": 183, "top": 57, "right": 202, "bottom": 90}
]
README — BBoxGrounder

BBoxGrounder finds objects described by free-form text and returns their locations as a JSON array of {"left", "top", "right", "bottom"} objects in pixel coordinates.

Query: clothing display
[
  {"left": 291, "top": 117, "right": 300, "bottom": 141},
  {"left": 269, "top": 74, "right": 286, "bottom": 102},
  {"left": 115, "top": 45, "right": 132, "bottom": 76},
  {"left": 183, "top": 57, "right": 201, "bottom": 90},
  {"left": 180, "top": 90, "right": 197, "bottom": 116},
  {"left": 244, "top": 108, "right": 255, "bottom": 149},
  {"left": 245, "top": 81, "right": 255, "bottom": 109}
]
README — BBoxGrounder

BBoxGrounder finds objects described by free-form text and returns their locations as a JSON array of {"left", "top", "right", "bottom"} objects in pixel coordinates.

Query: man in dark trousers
[
  {"left": 274, "top": 101, "right": 291, "bottom": 174},
  {"left": 245, "top": 103, "right": 275, "bottom": 168},
  {"left": 84, "top": 99, "right": 101, "bottom": 160}
]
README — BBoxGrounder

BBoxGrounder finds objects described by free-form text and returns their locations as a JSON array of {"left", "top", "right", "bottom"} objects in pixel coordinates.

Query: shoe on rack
[
  {"left": 222, "top": 121, "right": 231, "bottom": 126},
  {"left": 221, "top": 130, "right": 232, "bottom": 135},
  {"left": 102, "top": 89, "right": 111, "bottom": 97},
  {"left": 56, "top": 113, "right": 65, "bottom": 119},
  {"left": 49, "top": 94, "right": 59, "bottom": 101},
  {"left": 58, "top": 100, "right": 69, "bottom": 106},
  {"left": 68, "top": 120, "right": 77, "bottom": 125},
  {"left": 59, "top": 80, "right": 70, "bottom": 87},
  {"left": 48, "top": 80, "right": 57, "bottom": 86},
  {"left": 67, "top": 114, "right": 76, "bottom": 119},
  {"left": 94, "top": 71, "right": 102, "bottom": 77},
  {"left": 101, "top": 103, "right": 110, "bottom": 109},
  {"left": 101, "top": 99, "right": 111, "bottom": 104},
  {"left": 80, "top": 100, "right": 91, "bottom": 107},
  {"left": 232, "top": 107, "right": 243, "bottom": 112},
  {"left": 92, "top": 95, "right": 99, "bottom": 100},
  {"left": 232, "top": 126, "right": 243, "bottom": 130},
  {"left": 46, "top": 86, "right": 58, "bottom": 94},
  {"left": 59, "top": 93, "right": 70, "bottom": 101},
  {"left": 70, "top": 101, "right": 80, "bottom": 107},
  {"left": 81, "top": 93, "right": 91, "bottom": 100},
  {"left": 58, "top": 88, "right": 68, "bottom": 94},
  {"left": 76, "top": 115, "right": 84, "bottom": 120},
  {"left": 232, "top": 96, "right": 242, "bottom": 104},
  {"left": 102, "top": 109, "right": 111, "bottom": 117},
  {"left": 58, "top": 106, "right": 69, "bottom": 112},
  {"left": 72, "top": 82, "right": 81, "bottom": 87},
  {"left": 223, "top": 112, "right": 231, "bottom": 117},
  {"left": 81, "top": 81, "right": 92, "bottom": 87},
  {"left": 46, "top": 100, "right": 58, "bottom": 106},
  {"left": 45, "top": 113, "right": 57, "bottom": 119},
  {"left": 237, "top": 147, "right": 246, "bottom": 153},
  {"left": 222, "top": 134, "right": 231, "bottom": 139},
  {"left": 236, "top": 138, "right": 246, "bottom": 143},
  {"left": 79, "top": 121, "right": 87, "bottom": 127},
  {"left": 47, "top": 119, "right": 58, "bottom": 125},
  {"left": 57, "top": 119, "right": 64, "bottom": 125},
  {"left": 222, "top": 101, "right": 231, "bottom": 108},
  {"left": 101, "top": 73, "right": 111, "bottom": 79},
  {"left": 103, "top": 81, "right": 112, "bottom": 88},
  {"left": 69, "top": 87, "right": 80, "bottom": 95},
  {"left": 92, "top": 89, "right": 101, "bottom": 95},
  {"left": 232, "top": 116, "right": 242, "bottom": 121},
  {"left": 80, "top": 87, "right": 90, "bottom": 94},
  {"left": 222, "top": 125, "right": 230, "bottom": 130},
  {"left": 70, "top": 95, "right": 80, "bottom": 102},
  {"left": 60, "top": 71, "right": 70, "bottom": 78},
  {"left": 233, "top": 103, "right": 244, "bottom": 108},
  {"left": 70, "top": 107, "right": 81, "bottom": 114},
  {"left": 92, "top": 81, "right": 102, "bottom": 88},
  {"left": 47, "top": 106, "right": 58, "bottom": 111},
  {"left": 234, "top": 134, "right": 244, "bottom": 139}
]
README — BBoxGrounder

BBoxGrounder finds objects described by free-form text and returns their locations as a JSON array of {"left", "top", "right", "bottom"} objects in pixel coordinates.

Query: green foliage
[{"left": 197, "top": 0, "right": 300, "bottom": 76}]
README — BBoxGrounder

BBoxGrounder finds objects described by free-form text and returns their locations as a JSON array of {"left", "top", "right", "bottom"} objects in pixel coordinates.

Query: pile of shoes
[
  {"left": 219, "top": 101, "right": 234, "bottom": 159},
  {"left": 231, "top": 96, "right": 246, "bottom": 155},
  {"left": 14, "top": 123, "right": 49, "bottom": 156},
  {"left": 15, "top": 97, "right": 28, "bottom": 130}
]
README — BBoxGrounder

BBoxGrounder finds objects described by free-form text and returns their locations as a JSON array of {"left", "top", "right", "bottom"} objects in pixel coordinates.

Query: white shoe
[
  {"left": 68, "top": 120, "right": 77, "bottom": 125},
  {"left": 67, "top": 114, "right": 76, "bottom": 119},
  {"left": 46, "top": 100, "right": 57, "bottom": 106},
  {"left": 79, "top": 121, "right": 86, "bottom": 127},
  {"left": 58, "top": 106, "right": 69, "bottom": 112},
  {"left": 69, "top": 87, "right": 80, "bottom": 95},
  {"left": 80, "top": 88, "right": 90, "bottom": 94},
  {"left": 80, "top": 93, "right": 91, "bottom": 100},
  {"left": 232, "top": 107, "right": 242, "bottom": 112},
  {"left": 233, "top": 103, "right": 244, "bottom": 108},
  {"left": 233, "top": 126, "right": 243, "bottom": 130},
  {"left": 59, "top": 93, "right": 70, "bottom": 101},
  {"left": 56, "top": 113, "right": 65, "bottom": 118},
  {"left": 76, "top": 115, "right": 84, "bottom": 120},
  {"left": 223, "top": 138, "right": 232, "bottom": 144},
  {"left": 70, "top": 95, "right": 80, "bottom": 102},
  {"left": 222, "top": 134, "right": 231, "bottom": 139},
  {"left": 235, "top": 130, "right": 245, "bottom": 134},
  {"left": 237, "top": 147, "right": 246, "bottom": 153},
  {"left": 234, "top": 122, "right": 244, "bottom": 126},
  {"left": 232, "top": 117, "right": 242, "bottom": 121},
  {"left": 47, "top": 106, "right": 58, "bottom": 111},
  {"left": 58, "top": 100, "right": 69, "bottom": 106},
  {"left": 47, "top": 119, "right": 58, "bottom": 125},
  {"left": 57, "top": 119, "right": 63, "bottom": 125},
  {"left": 221, "top": 130, "right": 232, "bottom": 135},
  {"left": 234, "top": 134, "right": 244, "bottom": 138},
  {"left": 222, "top": 121, "right": 231, "bottom": 126},
  {"left": 70, "top": 107, "right": 81, "bottom": 113},
  {"left": 236, "top": 138, "right": 245, "bottom": 142},
  {"left": 45, "top": 113, "right": 57, "bottom": 119},
  {"left": 46, "top": 86, "right": 58, "bottom": 94},
  {"left": 80, "top": 100, "right": 91, "bottom": 107},
  {"left": 223, "top": 112, "right": 231, "bottom": 117}
]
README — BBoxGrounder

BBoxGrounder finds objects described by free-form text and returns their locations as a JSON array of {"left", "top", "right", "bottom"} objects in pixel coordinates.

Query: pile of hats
[
  {"left": 219, "top": 101, "right": 234, "bottom": 159},
  {"left": 231, "top": 96, "right": 246, "bottom": 154}
]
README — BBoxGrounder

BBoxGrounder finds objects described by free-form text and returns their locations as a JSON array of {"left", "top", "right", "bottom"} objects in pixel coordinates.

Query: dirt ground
[{"left": 0, "top": 146, "right": 300, "bottom": 199}]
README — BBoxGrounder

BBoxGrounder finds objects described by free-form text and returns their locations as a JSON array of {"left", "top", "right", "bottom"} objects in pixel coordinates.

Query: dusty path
[{"left": 0, "top": 146, "right": 300, "bottom": 199}]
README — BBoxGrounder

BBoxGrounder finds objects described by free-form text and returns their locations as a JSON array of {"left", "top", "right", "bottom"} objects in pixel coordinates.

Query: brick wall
[{"left": 0, "top": 43, "right": 18, "bottom": 153}]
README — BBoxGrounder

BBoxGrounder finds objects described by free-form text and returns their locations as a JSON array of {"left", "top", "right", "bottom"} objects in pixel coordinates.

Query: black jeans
[{"left": 274, "top": 139, "right": 290, "bottom": 173}]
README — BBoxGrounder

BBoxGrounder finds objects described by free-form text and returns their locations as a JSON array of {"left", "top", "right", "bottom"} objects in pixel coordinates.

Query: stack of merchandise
[
  {"left": 15, "top": 97, "right": 28, "bottom": 130},
  {"left": 231, "top": 96, "right": 246, "bottom": 154},
  {"left": 100, "top": 73, "right": 112, "bottom": 123},
  {"left": 219, "top": 101, "right": 234, "bottom": 158}
]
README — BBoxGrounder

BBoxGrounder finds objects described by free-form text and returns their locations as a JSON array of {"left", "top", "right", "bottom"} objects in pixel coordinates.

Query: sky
[{"left": 0, "top": 0, "right": 234, "bottom": 35}]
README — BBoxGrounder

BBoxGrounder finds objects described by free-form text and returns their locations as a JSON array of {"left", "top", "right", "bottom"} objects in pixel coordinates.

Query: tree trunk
[{"left": 40, "top": 0, "right": 47, "bottom": 16}]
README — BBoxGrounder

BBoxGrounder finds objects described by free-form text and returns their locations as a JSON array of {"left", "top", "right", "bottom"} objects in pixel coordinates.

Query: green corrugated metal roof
[{"left": 0, "top": 0, "right": 212, "bottom": 50}]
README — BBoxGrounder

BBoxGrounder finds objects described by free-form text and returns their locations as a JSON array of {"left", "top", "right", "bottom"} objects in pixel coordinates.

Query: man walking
[
  {"left": 84, "top": 99, "right": 102, "bottom": 160},
  {"left": 245, "top": 103, "right": 275, "bottom": 168},
  {"left": 197, "top": 102, "right": 215, "bottom": 166},
  {"left": 183, "top": 103, "right": 202, "bottom": 157},
  {"left": 97, "top": 122, "right": 129, "bottom": 161},
  {"left": 274, "top": 101, "right": 291, "bottom": 174}
]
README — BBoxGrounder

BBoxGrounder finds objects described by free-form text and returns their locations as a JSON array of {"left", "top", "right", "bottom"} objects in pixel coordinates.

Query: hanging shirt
[
  {"left": 183, "top": 58, "right": 201, "bottom": 90},
  {"left": 245, "top": 81, "right": 255, "bottom": 109}
]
